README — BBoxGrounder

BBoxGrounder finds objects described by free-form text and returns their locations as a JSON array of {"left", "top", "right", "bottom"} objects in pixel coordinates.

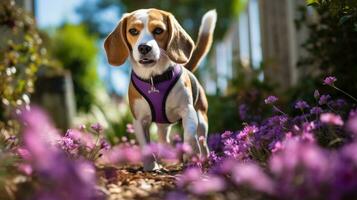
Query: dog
[{"left": 104, "top": 8, "right": 217, "bottom": 171}]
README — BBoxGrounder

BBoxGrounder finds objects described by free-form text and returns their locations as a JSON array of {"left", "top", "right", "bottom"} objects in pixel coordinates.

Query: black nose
[{"left": 138, "top": 44, "right": 152, "bottom": 55}]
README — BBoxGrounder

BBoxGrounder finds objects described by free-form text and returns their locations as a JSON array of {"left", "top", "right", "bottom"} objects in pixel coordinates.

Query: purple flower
[
  {"left": 319, "top": 94, "right": 331, "bottom": 105},
  {"left": 190, "top": 175, "right": 226, "bottom": 195},
  {"left": 175, "top": 142, "right": 193, "bottom": 155},
  {"left": 166, "top": 191, "right": 188, "bottom": 200},
  {"left": 323, "top": 76, "right": 337, "bottom": 86},
  {"left": 265, "top": 95, "right": 278, "bottom": 104},
  {"left": 90, "top": 122, "right": 103, "bottom": 133},
  {"left": 221, "top": 131, "right": 233, "bottom": 139},
  {"left": 310, "top": 106, "right": 323, "bottom": 115},
  {"left": 207, "top": 134, "right": 222, "bottom": 152},
  {"left": 332, "top": 142, "right": 357, "bottom": 198},
  {"left": 18, "top": 163, "right": 33, "bottom": 175},
  {"left": 17, "top": 147, "right": 32, "bottom": 160},
  {"left": 176, "top": 167, "right": 202, "bottom": 187},
  {"left": 100, "top": 145, "right": 142, "bottom": 164},
  {"left": 314, "top": 90, "right": 320, "bottom": 99},
  {"left": 320, "top": 113, "right": 344, "bottom": 126},
  {"left": 232, "top": 162, "right": 274, "bottom": 194},
  {"left": 295, "top": 100, "right": 309, "bottom": 110},
  {"left": 19, "top": 107, "right": 100, "bottom": 200},
  {"left": 126, "top": 123, "right": 135, "bottom": 134},
  {"left": 100, "top": 139, "right": 110, "bottom": 150},
  {"left": 269, "top": 139, "right": 331, "bottom": 199},
  {"left": 347, "top": 113, "right": 357, "bottom": 135},
  {"left": 57, "top": 136, "right": 78, "bottom": 153}
]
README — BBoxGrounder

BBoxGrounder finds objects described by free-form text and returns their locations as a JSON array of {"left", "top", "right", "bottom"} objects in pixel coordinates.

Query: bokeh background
[{"left": 1, "top": 0, "right": 357, "bottom": 143}]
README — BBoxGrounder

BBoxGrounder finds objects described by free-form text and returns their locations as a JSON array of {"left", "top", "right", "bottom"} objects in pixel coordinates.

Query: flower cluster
[
  {"left": 173, "top": 76, "right": 357, "bottom": 200},
  {"left": 17, "top": 107, "right": 102, "bottom": 200}
]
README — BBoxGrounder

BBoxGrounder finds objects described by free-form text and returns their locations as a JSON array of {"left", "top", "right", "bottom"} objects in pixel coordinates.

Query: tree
[
  {"left": 77, "top": 0, "right": 248, "bottom": 40},
  {"left": 295, "top": 0, "right": 357, "bottom": 100},
  {"left": 50, "top": 24, "right": 99, "bottom": 111}
]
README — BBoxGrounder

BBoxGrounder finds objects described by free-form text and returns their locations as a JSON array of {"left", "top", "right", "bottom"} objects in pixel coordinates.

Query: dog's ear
[
  {"left": 104, "top": 14, "right": 130, "bottom": 66},
  {"left": 166, "top": 13, "right": 194, "bottom": 64}
]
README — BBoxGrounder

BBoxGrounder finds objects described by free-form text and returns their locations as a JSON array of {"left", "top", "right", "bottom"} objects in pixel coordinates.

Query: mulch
[{"left": 97, "top": 165, "right": 183, "bottom": 200}]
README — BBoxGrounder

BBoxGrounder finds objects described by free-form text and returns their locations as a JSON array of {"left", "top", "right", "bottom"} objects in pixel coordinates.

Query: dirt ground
[{"left": 97, "top": 165, "right": 182, "bottom": 200}]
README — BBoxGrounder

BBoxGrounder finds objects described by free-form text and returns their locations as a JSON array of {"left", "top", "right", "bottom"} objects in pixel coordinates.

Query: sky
[{"left": 35, "top": 0, "right": 84, "bottom": 28}]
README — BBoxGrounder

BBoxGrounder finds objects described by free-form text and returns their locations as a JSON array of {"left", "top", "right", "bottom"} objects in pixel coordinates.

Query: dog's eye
[
  {"left": 153, "top": 28, "right": 163, "bottom": 35},
  {"left": 129, "top": 28, "right": 139, "bottom": 36}
]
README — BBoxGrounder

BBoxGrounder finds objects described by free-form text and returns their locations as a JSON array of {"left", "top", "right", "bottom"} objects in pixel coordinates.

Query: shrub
[{"left": 0, "top": 0, "right": 45, "bottom": 133}]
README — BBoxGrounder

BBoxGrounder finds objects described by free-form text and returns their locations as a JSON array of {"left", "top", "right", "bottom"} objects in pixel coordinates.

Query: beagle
[{"left": 104, "top": 8, "right": 217, "bottom": 171}]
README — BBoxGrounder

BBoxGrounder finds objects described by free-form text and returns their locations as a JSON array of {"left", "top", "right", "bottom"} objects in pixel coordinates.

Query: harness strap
[{"left": 131, "top": 65, "right": 182, "bottom": 124}]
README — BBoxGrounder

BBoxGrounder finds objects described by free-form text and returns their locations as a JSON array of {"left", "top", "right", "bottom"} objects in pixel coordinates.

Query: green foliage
[
  {"left": 0, "top": 0, "right": 45, "bottom": 133},
  {"left": 77, "top": 0, "right": 247, "bottom": 39},
  {"left": 294, "top": 0, "right": 357, "bottom": 101},
  {"left": 207, "top": 95, "right": 240, "bottom": 133},
  {"left": 50, "top": 24, "right": 99, "bottom": 111}
]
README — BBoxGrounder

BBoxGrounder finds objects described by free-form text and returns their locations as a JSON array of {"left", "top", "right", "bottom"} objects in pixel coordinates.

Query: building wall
[{"left": 207, "top": 0, "right": 308, "bottom": 94}]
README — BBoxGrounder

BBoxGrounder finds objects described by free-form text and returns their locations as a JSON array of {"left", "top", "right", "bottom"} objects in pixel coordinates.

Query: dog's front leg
[
  {"left": 133, "top": 119, "right": 160, "bottom": 171},
  {"left": 180, "top": 105, "right": 201, "bottom": 161}
]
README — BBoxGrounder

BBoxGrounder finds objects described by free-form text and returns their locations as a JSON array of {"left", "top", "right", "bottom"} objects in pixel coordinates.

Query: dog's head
[{"left": 104, "top": 9, "right": 194, "bottom": 68}]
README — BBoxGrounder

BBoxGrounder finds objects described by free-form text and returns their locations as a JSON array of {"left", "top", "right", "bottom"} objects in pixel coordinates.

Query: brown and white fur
[{"left": 104, "top": 8, "right": 217, "bottom": 171}]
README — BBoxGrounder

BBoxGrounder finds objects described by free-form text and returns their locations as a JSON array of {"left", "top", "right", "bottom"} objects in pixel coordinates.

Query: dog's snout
[{"left": 138, "top": 44, "right": 152, "bottom": 55}]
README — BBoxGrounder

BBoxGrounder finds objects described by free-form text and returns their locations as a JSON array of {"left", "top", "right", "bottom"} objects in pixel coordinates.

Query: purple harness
[{"left": 131, "top": 65, "right": 183, "bottom": 123}]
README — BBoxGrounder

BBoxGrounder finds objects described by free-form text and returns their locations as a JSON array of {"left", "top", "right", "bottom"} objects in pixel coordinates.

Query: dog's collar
[{"left": 131, "top": 65, "right": 180, "bottom": 84}]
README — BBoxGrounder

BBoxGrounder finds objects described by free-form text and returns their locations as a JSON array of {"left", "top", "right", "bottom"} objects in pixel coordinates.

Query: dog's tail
[{"left": 185, "top": 10, "right": 217, "bottom": 72}]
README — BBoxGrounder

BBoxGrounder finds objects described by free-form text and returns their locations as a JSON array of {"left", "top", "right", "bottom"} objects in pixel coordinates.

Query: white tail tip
[{"left": 200, "top": 9, "right": 217, "bottom": 34}]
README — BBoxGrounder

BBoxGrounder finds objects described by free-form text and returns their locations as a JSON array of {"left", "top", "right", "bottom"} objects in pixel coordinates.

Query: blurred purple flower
[
  {"left": 207, "top": 133, "right": 222, "bottom": 152},
  {"left": 320, "top": 113, "right": 344, "bottom": 126},
  {"left": 18, "top": 163, "right": 33, "bottom": 176},
  {"left": 126, "top": 123, "right": 135, "bottom": 134},
  {"left": 91, "top": 122, "right": 103, "bottom": 133},
  {"left": 270, "top": 139, "right": 331, "bottom": 199},
  {"left": 232, "top": 162, "right": 274, "bottom": 194},
  {"left": 166, "top": 191, "right": 188, "bottom": 200},
  {"left": 347, "top": 113, "right": 357, "bottom": 135},
  {"left": 17, "top": 147, "right": 32, "bottom": 160},
  {"left": 319, "top": 94, "right": 331, "bottom": 105},
  {"left": 190, "top": 175, "right": 226, "bottom": 195},
  {"left": 310, "top": 106, "right": 323, "bottom": 115},
  {"left": 265, "top": 95, "right": 278, "bottom": 104},
  {"left": 100, "top": 144, "right": 142, "bottom": 164},
  {"left": 221, "top": 131, "right": 233, "bottom": 139},
  {"left": 295, "top": 100, "right": 309, "bottom": 110},
  {"left": 176, "top": 167, "right": 202, "bottom": 187},
  {"left": 323, "top": 76, "right": 337, "bottom": 86},
  {"left": 271, "top": 141, "right": 284, "bottom": 153},
  {"left": 175, "top": 142, "right": 193, "bottom": 156},
  {"left": 19, "top": 107, "right": 101, "bottom": 200},
  {"left": 332, "top": 142, "right": 357, "bottom": 199}
]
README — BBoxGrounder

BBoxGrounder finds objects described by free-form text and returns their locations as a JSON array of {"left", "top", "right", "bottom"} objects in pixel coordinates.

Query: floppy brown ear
[
  {"left": 104, "top": 14, "right": 130, "bottom": 66},
  {"left": 166, "top": 14, "right": 194, "bottom": 64}
]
